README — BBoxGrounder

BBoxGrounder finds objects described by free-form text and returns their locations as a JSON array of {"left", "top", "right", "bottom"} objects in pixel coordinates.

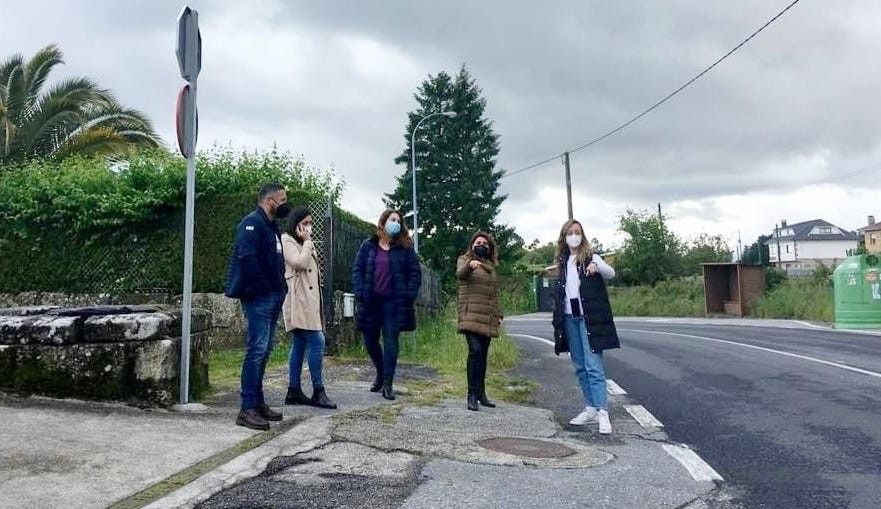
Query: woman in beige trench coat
[{"left": 281, "top": 207, "right": 336, "bottom": 409}]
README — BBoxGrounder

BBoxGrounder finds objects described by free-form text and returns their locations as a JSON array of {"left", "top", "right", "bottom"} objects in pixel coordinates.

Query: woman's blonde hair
[{"left": 555, "top": 218, "right": 593, "bottom": 265}]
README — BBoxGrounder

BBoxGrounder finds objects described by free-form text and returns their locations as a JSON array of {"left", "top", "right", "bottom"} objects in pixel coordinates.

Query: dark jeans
[
  {"left": 240, "top": 292, "right": 285, "bottom": 410},
  {"left": 465, "top": 332, "right": 492, "bottom": 394},
  {"left": 362, "top": 297, "right": 400, "bottom": 383}
]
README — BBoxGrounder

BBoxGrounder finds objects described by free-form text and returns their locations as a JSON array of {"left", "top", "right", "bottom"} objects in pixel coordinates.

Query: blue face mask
[{"left": 385, "top": 220, "right": 401, "bottom": 237}]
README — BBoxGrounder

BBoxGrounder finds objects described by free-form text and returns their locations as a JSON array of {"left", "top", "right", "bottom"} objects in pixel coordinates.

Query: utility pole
[
  {"left": 657, "top": 203, "right": 663, "bottom": 236},
  {"left": 737, "top": 229, "right": 743, "bottom": 263},
  {"left": 563, "top": 152, "right": 573, "bottom": 219},
  {"left": 775, "top": 223, "right": 782, "bottom": 269}
]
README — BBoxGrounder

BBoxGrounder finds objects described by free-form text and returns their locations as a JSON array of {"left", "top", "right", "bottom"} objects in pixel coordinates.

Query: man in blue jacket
[{"left": 225, "top": 183, "right": 290, "bottom": 430}]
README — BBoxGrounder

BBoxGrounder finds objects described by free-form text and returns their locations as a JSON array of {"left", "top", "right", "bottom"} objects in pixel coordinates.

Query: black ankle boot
[
  {"left": 284, "top": 386, "right": 311, "bottom": 405},
  {"left": 236, "top": 409, "right": 270, "bottom": 431},
  {"left": 382, "top": 380, "right": 396, "bottom": 401},
  {"left": 370, "top": 373, "right": 383, "bottom": 393},
  {"left": 478, "top": 389, "right": 496, "bottom": 408},
  {"left": 310, "top": 388, "right": 338, "bottom": 409},
  {"left": 258, "top": 403, "right": 284, "bottom": 421},
  {"left": 467, "top": 393, "right": 479, "bottom": 411}
]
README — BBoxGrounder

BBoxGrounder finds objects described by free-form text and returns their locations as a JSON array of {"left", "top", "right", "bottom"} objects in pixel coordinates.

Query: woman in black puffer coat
[
  {"left": 352, "top": 209, "right": 421, "bottom": 400},
  {"left": 551, "top": 218, "right": 619, "bottom": 435}
]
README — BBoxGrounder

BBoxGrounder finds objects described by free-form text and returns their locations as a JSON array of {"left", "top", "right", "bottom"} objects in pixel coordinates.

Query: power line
[{"left": 502, "top": 0, "right": 802, "bottom": 180}]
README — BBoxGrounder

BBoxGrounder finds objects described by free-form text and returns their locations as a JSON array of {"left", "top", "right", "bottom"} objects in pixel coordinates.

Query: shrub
[
  {"left": 609, "top": 277, "right": 705, "bottom": 317},
  {"left": 0, "top": 147, "right": 342, "bottom": 235},
  {"left": 764, "top": 268, "right": 788, "bottom": 291},
  {"left": 751, "top": 278, "right": 833, "bottom": 322},
  {"left": 498, "top": 276, "right": 537, "bottom": 316},
  {"left": 0, "top": 147, "right": 352, "bottom": 294}
]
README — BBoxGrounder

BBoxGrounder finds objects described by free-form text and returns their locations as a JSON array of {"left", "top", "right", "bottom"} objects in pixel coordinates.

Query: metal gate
[{"left": 535, "top": 276, "right": 557, "bottom": 312}]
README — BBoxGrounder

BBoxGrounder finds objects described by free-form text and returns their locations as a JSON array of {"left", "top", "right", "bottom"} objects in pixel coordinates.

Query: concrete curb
[{"left": 143, "top": 416, "right": 333, "bottom": 509}]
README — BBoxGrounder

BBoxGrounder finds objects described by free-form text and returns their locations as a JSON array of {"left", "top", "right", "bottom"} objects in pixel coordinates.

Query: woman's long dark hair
[{"left": 285, "top": 207, "right": 312, "bottom": 244}]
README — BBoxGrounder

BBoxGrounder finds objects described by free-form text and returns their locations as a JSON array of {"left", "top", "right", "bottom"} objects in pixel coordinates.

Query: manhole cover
[{"left": 478, "top": 438, "right": 576, "bottom": 459}]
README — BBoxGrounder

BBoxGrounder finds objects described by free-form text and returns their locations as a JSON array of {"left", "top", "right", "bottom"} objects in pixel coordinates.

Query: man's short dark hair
[{"left": 257, "top": 183, "right": 285, "bottom": 203}]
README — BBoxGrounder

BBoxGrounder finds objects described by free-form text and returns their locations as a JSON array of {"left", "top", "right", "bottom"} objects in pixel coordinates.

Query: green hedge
[
  {"left": 0, "top": 190, "right": 323, "bottom": 294},
  {"left": 0, "top": 147, "right": 343, "bottom": 234},
  {"left": 0, "top": 148, "right": 365, "bottom": 294}
]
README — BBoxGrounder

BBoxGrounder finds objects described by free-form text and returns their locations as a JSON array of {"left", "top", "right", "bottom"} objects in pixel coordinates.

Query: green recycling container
[{"left": 833, "top": 254, "right": 881, "bottom": 329}]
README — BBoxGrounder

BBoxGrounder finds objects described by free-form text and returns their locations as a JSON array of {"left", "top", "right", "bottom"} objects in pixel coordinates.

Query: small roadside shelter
[{"left": 701, "top": 263, "right": 765, "bottom": 317}]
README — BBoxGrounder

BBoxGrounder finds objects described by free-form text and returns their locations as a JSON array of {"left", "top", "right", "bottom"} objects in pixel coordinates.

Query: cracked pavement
[{"left": 146, "top": 355, "right": 721, "bottom": 509}]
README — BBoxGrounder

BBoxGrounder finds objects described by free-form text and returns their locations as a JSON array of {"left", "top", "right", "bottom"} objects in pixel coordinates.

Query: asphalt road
[{"left": 505, "top": 316, "right": 881, "bottom": 509}]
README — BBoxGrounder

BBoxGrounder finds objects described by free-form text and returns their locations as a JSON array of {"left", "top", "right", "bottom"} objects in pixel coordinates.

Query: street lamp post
[{"left": 411, "top": 110, "right": 457, "bottom": 253}]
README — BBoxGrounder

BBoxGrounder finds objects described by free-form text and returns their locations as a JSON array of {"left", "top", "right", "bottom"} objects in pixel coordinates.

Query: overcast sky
[{"left": 3, "top": 1, "right": 879, "bottom": 252}]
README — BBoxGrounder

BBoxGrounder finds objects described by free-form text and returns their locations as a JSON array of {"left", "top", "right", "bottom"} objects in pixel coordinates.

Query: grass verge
[
  {"left": 337, "top": 304, "right": 535, "bottom": 406},
  {"left": 751, "top": 279, "right": 833, "bottom": 322},
  {"left": 207, "top": 309, "right": 536, "bottom": 405},
  {"left": 207, "top": 330, "right": 291, "bottom": 392},
  {"left": 608, "top": 276, "right": 834, "bottom": 322},
  {"left": 609, "top": 277, "right": 705, "bottom": 317}
]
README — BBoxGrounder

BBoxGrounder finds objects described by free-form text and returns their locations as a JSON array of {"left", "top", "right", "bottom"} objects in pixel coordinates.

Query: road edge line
[
  {"left": 662, "top": 443, "right": 724, "bottom": 482},
  {"left": 623, "top": 404, "right": 664, "bottom": 428}
]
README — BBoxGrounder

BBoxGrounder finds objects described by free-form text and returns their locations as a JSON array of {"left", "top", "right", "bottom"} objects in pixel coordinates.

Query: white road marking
[
  {"left": 511, "top": 335, "right": 627, "bottom": 395},
  {"left": 507, "top": 315, "right": 881, "bottom": 336},
  {"left": 624, "top": 404, "right": 664, "bottom": 428},
  {"left": 791, "top": 320, "right": 826, "bottom": 330},
  {"left": 790, "top": 320, "right": 881, "bottom": 337},
  {"left": 508, "top": 333, "right": 555, "bottom": 347},
  {"left": 620, "top": 328, "right": 881, "bottom": 381},
  {"left": 606, "top": 379, "right": 627, "bottom": 395},
  {"left": 662, "top": 444, "right": 724, "bottom": 482}
]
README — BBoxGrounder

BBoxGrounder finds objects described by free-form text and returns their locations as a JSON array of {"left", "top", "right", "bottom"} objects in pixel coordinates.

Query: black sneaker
[
  {"left": 236, "top": 409, "right": 270, "bottom": 431},
  {"left": 258, "top": 403, "right": 283, "bottom": 421}
]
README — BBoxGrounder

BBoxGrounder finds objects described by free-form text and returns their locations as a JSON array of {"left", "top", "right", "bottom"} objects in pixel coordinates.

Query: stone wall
[
  {"left": 0, "top": 305, "right": 210, "bottom": 407},
  {"left": 0, "top": 292, "right": 366, "bottom": 353},
  {"left": 0, "top": 284, "right": 439, "bottom": 355}
]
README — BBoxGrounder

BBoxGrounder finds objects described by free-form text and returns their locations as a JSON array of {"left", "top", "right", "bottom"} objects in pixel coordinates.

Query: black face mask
[
  {"left": 474, "top": 245, "right": 490, "bottom": 259},
  {"left": 275, "top": 202, "right": 291, "bottom": 219}
]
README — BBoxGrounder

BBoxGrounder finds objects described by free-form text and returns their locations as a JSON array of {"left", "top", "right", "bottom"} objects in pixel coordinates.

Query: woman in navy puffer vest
[{"left": 352, "top": 209, "right": 421, "bottom": 400}]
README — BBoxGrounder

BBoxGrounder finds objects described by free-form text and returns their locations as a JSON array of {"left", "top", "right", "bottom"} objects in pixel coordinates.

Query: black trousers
[{"left": 465, "top": 332, "right": 492, "bottom": 394}]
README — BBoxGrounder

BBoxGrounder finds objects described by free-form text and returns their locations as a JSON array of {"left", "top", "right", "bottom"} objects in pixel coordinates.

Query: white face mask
[
  {"left": 566, "top": 234, "right": 582, "bottom": 248},
  {"left": 304, "top": 225, "right": 312, "bottom": 236}
]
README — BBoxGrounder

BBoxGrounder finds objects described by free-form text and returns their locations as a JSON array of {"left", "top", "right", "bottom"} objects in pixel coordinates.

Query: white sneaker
[
  {"left": 569, "top": 406, "right": 598, "bottom": 425},
  {"left": 597, "top": 409, "right": 612, "bottom": 434}
]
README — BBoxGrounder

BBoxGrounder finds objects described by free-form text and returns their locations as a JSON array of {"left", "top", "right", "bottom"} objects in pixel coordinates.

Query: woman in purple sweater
[{"left": 351, "top": 209, "right": 422, "bottom": 400}]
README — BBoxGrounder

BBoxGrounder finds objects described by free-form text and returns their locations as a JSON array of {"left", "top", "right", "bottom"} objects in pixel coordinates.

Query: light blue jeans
[
  {"left": 289, "top": 329, "right": 326, "bottom": 390},
  {"left": 564, "top": 314, "right": 608, "bottom": 410}
]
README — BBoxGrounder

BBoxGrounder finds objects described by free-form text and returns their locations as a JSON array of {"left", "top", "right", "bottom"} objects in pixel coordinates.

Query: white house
[{"left": 765, "top": 219, "right": 858, "bottom": 272}]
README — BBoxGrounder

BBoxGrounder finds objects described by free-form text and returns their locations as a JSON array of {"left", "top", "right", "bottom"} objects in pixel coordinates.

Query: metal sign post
[{"left": 175, "top": 6, "right": 201, "bottom": 406}]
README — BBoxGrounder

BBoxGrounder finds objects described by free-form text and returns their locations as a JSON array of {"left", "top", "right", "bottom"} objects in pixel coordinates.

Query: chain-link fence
[{"left": 0, "top": 192, "right": 440, "bottom": 310}]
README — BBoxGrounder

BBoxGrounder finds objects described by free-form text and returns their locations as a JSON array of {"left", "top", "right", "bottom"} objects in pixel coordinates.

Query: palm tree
[{"left": 0, "top": 44, "right": 159, "bottom": 164}]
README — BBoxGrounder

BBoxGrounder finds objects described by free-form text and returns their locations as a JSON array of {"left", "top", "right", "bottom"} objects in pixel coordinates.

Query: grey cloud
[{"left": 2, "top": 0, "right": 879, "bottom": 241}]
